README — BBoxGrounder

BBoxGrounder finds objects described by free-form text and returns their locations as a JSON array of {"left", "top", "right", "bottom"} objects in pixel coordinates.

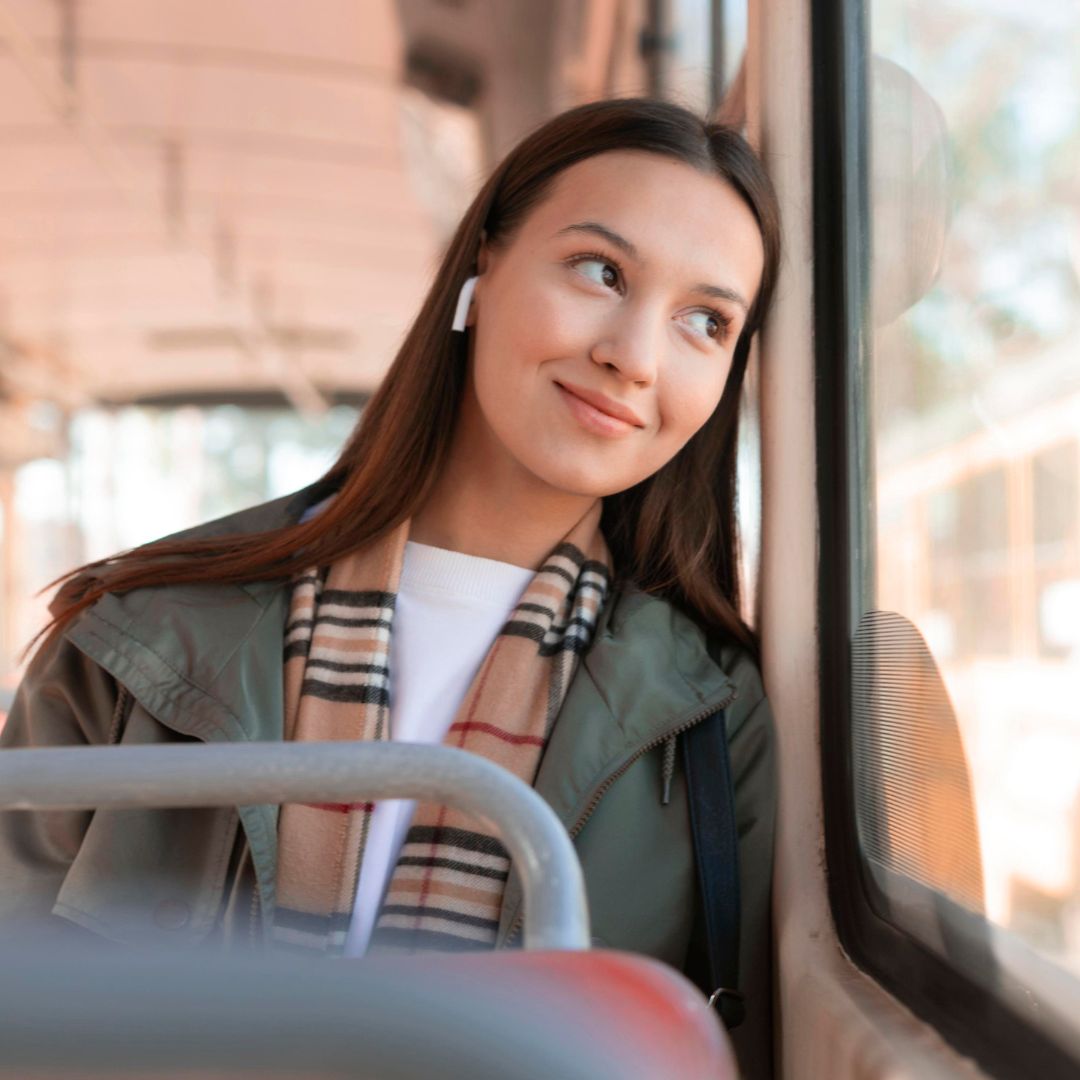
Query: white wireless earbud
[{"left": 451, "top": 275, "right": 480, "bottom": 333}]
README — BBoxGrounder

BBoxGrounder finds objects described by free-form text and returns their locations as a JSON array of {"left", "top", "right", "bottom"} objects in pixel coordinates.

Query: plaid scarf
[{"left": 271, "top": 501, "right": 612, "bottom": 954}]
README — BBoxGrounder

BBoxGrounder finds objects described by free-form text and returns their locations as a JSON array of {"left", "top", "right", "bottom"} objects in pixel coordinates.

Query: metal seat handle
[{"left": 0, "top": 741, "right": 590, "bottom": 951}]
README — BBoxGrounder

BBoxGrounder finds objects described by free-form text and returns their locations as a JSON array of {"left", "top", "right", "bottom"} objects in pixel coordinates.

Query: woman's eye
[
  {"left": 572, "top": 256, "right": 620, "bottom": 291},
  {"left": 684, "top": 309, "right": 731, "bottom": 343}
]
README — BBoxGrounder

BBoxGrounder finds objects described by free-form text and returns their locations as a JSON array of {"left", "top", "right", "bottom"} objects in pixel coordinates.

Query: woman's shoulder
[
  {"left": 707, "top": 640, "right": 767, "bottom": 717},
  {"left": 609, "top": 580, "right": 769, "bottom": 733},
  {"left": 48, "top": 483, "right": 328, "bottom": 625},
  {"left": 35, "top": 486, "right": 330, "bottom": 699}
]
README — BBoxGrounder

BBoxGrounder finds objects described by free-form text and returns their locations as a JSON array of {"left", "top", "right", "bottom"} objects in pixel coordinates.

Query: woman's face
[{"left": 463, "top": 149, "right": 766, "bottom": 500}]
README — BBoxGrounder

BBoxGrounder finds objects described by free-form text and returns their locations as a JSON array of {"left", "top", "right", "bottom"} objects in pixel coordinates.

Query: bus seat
[{"left": 0, "top": 941, "right": 737, "bottom": 1080}]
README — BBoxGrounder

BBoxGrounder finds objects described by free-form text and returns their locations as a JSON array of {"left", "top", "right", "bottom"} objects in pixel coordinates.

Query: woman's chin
[{"left": 521, "top": 460, "right": 635, "bottom": 502}]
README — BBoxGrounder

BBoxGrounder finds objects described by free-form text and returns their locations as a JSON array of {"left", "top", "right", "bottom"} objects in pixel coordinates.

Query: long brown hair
[{"left": 34, "top": 97, "right": 781, "bottom": 659}]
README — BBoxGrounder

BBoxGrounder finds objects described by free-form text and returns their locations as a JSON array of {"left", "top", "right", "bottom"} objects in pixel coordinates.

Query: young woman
[{"left": 1, "top": 98, "right": 781, "bottom": 1076}]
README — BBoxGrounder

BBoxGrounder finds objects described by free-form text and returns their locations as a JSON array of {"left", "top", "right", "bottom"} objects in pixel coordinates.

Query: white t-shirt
[{"left": 337, "top": 538, "right": 535, "bottom": 956}]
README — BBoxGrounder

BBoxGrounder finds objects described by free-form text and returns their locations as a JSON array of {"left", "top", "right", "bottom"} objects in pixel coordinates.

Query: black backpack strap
[{"left": 682, "top": 708, "right": 745, "bottom": 1029}]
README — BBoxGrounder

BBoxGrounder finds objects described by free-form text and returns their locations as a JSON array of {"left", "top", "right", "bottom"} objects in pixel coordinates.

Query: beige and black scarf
[{"left": 271, "top": 500, "right": 612, "bottom": 954}]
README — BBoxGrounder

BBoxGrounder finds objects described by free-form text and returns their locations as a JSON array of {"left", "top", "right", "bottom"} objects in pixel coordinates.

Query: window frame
[{"left": 812, "top": 0, "right": 1080, "bottom": 1076}]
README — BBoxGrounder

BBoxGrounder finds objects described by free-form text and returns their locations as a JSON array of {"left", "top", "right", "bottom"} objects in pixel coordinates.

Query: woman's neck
[{"left": 409, "top": 441, "right": 599, "bottom": 572}]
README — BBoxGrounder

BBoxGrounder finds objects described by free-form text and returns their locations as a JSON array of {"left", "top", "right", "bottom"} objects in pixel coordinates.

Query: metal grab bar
[{"left": 0, "top": 741, "right": 590, "bottom": 950}]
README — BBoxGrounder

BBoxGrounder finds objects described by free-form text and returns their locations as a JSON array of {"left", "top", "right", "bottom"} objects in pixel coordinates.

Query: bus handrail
[{"left": 0, "top": 741, "right": 590, "bottom": 951}]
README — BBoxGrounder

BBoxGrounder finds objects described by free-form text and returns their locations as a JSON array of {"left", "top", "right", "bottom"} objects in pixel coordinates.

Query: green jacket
[{"left": 0, "top": 484, "right": 776, "bottom": 1077}]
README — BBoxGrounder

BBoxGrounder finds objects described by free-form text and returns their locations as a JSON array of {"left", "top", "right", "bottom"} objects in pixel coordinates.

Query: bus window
[{"left": 818, "top": 0, "right": 1080, "bottom": 1075}]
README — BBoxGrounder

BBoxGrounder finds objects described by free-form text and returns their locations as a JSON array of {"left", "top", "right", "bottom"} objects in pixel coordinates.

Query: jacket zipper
[
  {"left": 107, "top": 685, "right": 134, "bottom": 745},
  {"left": 501, "top": 687, "right": 737, "bottom": 948}
]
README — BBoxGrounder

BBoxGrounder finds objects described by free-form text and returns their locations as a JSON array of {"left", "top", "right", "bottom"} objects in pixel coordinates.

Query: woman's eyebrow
[
  {"left": 554, "top": 220, "right": 749, "bottom": 313},
  {"left": 694, "top": 282, "right": 749, "bottom": 313},
  {"left": 555, "top": 221, "right": 640, "bottom": 261}
]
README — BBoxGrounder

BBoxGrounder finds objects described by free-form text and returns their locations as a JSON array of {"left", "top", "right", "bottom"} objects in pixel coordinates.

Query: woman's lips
[{"left": 555, "top": 382, "right": 640, "bottom": 438}]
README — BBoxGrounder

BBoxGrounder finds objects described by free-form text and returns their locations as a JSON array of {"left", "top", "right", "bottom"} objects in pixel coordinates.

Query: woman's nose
[{"left": 589, "top": 305, "right": 663, "bottom": 385}]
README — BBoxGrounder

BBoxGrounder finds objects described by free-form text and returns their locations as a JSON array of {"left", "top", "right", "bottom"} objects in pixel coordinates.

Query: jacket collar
[
  {"left": 534, "top": 582, "right": 737, "bottom": 818},
  {"left": 65, "top": 483, "right": 735, "bottom": 753}
]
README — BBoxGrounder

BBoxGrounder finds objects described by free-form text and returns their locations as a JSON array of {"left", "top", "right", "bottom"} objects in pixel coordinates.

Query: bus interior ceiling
[{"left": 0, "top": 0, "right": 683, "bottom": 681}]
